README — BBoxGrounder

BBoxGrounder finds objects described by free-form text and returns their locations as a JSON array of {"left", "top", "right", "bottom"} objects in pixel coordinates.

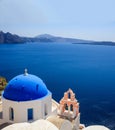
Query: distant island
[
  {"left": 72, "top": 41, "right": 115, "bottom": 46},
  {"left": 0, "top": 31, "right": 115, "bottom": 46},
  {"left": 0, "top": 31, "right": 92, "bottom": 44}
]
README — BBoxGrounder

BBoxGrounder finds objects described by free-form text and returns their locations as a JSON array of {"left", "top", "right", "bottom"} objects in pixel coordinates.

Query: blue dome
[{"left": 3, "top": 74, "right": 49, "bottom": 101}]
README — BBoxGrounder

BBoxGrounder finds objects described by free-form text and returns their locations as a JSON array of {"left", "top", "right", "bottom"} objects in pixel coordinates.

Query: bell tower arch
[{"left": 58, "top": 89, "right": 81, "bottom": 130}]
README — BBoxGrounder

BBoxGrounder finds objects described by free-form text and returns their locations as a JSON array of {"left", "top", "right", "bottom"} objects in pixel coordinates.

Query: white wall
[
  {"left": 60, "top": 120, "right": 72, "bottom": 130},
  {"left": 73, "top": 113, "right": 80, "bottom": 130},
  {"left": 2, "top": 93, "right": 52, "bottom": 123}
]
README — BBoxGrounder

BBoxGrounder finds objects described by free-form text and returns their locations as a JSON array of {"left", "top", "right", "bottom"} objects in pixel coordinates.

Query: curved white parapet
[
  {"left": 83, "top": 125, "right": 110, "bottom": 130},
  {"left": 2, "top": 119, "right": 59, "bottom": 130}
]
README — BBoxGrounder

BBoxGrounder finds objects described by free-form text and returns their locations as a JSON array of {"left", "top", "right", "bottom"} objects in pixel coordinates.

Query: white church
[{"left": 0, "top": 70, "right": 110, "bottom": 130}]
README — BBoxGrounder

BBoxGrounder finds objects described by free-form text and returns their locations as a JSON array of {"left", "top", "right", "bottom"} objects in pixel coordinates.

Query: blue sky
[{"left": 0, "top": 0, "right": 115, "bottom": 41}]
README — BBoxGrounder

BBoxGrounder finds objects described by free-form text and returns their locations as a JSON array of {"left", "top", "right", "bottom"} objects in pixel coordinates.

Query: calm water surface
[{"left": 0, "top": 43, "right": 115, "bottom": 129}]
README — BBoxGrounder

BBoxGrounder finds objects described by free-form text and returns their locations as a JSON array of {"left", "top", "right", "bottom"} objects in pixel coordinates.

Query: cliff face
[
  {"left": 0, "top": 31, "right": 53, "bottom": 43},
  {"left": 0, "top": 31, "right": 93, "bottom": 44},
  {"left": 1, "top": 31, "right": 114, "bottom": 45},
  {"left": 0, "top": 31, "right": 26, "bottom": 43},
  {"left": 0, "top": 31, "right": 5, "bottom": 43}
]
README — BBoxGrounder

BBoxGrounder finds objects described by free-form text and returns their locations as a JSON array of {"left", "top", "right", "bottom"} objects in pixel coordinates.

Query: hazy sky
[{"left": 0, "top": 0, "right": 115, "bottom": 41}]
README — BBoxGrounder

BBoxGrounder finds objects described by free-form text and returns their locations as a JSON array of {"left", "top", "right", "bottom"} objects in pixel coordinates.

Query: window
[
  {"left": 44, "top": 104, "right": 48, "bottom": 116},
  {"left": 9, "top": 107, "right": 14, "bottom": 121},
  {"left": 27, "top": 108, "right": 33, "bottom": 121}
]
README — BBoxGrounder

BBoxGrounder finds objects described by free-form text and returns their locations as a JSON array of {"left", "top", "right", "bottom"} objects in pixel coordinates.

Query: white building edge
[{"left": 0, "top": 70, "right": 110, "bottom": 130}]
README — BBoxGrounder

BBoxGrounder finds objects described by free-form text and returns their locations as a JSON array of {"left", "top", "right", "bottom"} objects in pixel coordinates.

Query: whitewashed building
[
  {"left": 0, "top": 70, "right": 110, "bottom": 130},
  {"left": 0, "top": 69, "right": 56, "bottom": 124}
]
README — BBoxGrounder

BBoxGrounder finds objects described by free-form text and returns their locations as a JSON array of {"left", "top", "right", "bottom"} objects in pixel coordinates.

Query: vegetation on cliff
[{"left": 0, "top": 77, "right": 7, "bottom": 95}]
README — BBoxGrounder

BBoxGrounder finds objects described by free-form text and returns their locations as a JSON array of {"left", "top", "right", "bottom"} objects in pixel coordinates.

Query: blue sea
[{"left": 0, "top": 42, "right": 115, "bottom": 129}]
